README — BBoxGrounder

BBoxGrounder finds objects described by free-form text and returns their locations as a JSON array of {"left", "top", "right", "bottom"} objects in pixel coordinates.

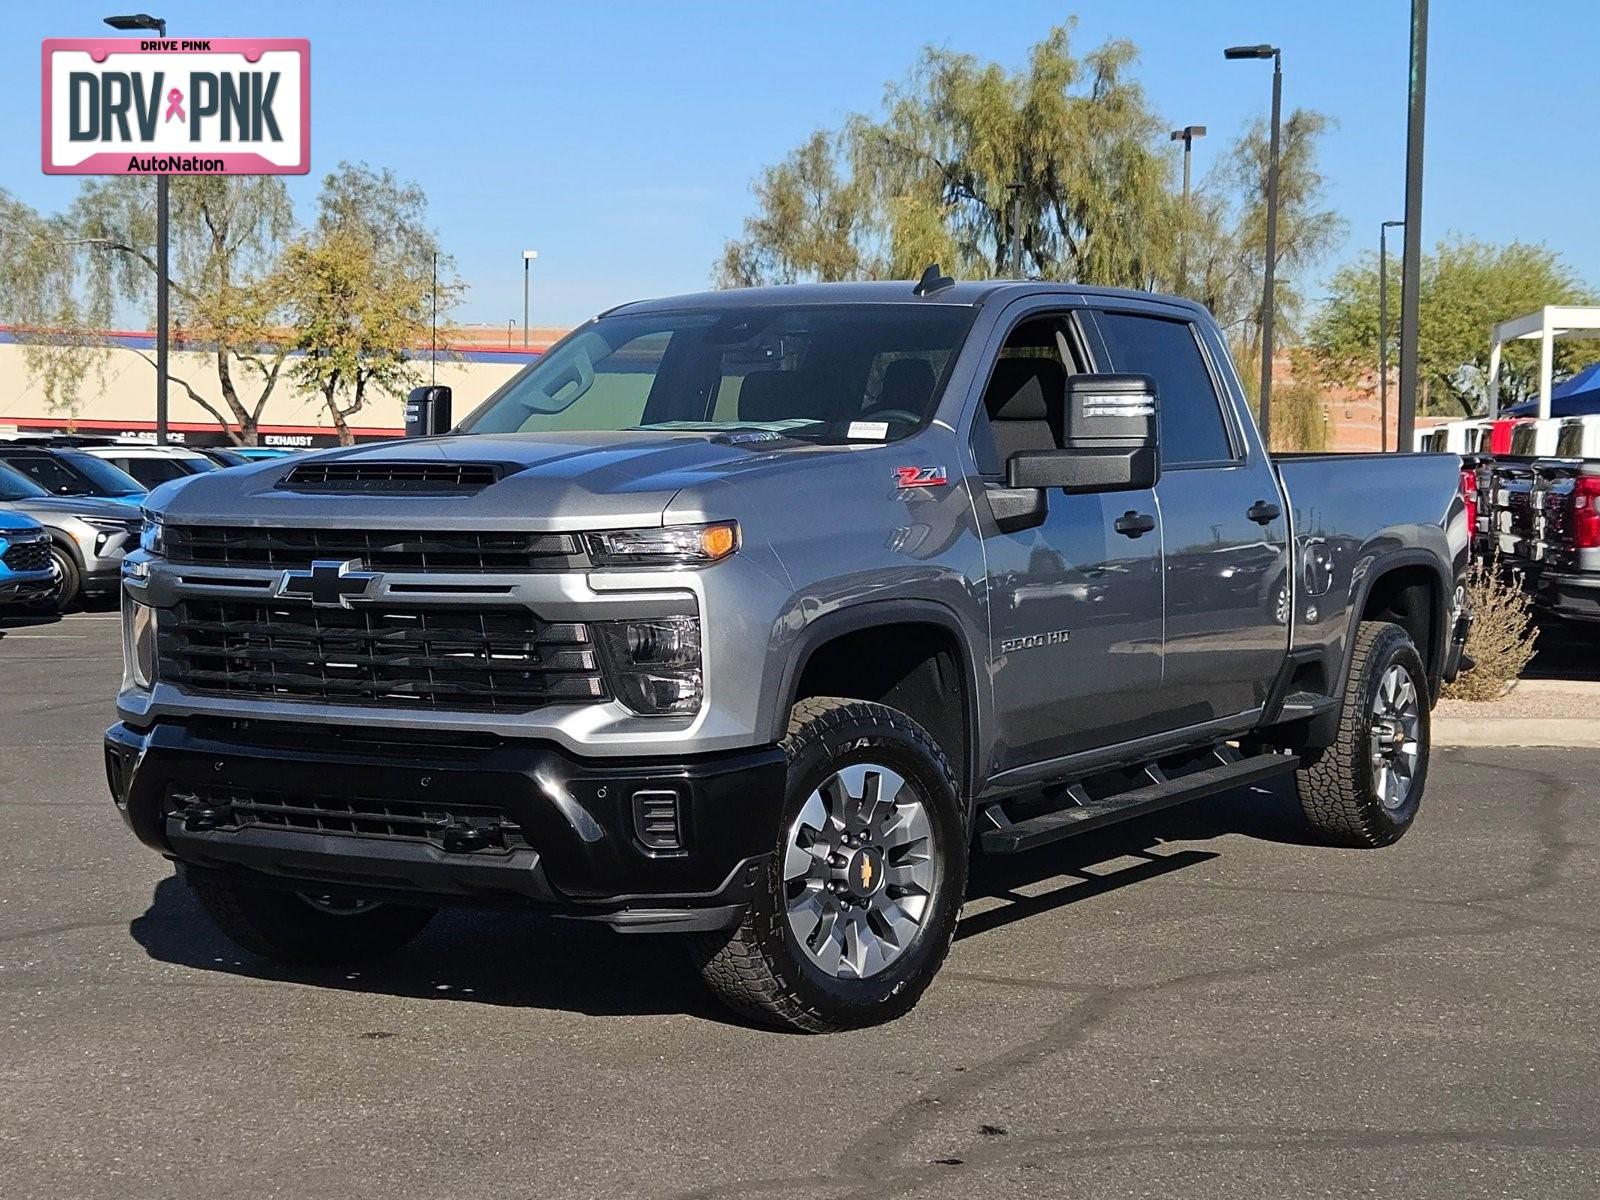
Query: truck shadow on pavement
[{"left": 128, "top": 777, "right": 1318, "bottom": 1021}]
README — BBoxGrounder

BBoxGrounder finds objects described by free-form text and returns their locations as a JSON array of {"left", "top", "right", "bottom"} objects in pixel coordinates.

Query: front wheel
[
  {"left": 1295, "top": 620, "right": 1430, "bottom": 847},
  {"left": 693, "top": 697, "right": 967, "bottom": 1032},
  {"left": 21, "top": 545, "right": 78, "bottom": 614}
]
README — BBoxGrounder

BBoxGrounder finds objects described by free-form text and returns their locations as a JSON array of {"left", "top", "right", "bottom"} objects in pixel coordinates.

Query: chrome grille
[
  {"left": 158, "top": 599, "right": 608, "bottom": 711},
  {"left": 163, "top": 525, "right": 585, "bottom": 572}
]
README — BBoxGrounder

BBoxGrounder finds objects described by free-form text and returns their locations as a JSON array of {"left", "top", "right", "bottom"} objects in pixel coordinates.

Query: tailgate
[{"left": 1488, "top": 458, "right": 1581, "bottom": 570}]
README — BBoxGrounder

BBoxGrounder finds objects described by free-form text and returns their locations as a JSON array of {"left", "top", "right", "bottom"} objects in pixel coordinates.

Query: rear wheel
[
  {"left": 188, "top": 874, "right": 436, "bottom": 966},
  {"left": 1295, "top": 620, "right": 1430, "bottom": 847},
  {"left": 693, "top": 697, "right": 967, "bottom": 1032}
]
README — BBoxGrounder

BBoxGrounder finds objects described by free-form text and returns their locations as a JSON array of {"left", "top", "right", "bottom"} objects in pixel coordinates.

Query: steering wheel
[{"left": 860, "top": 408, "right": 921, "bottom": 426}]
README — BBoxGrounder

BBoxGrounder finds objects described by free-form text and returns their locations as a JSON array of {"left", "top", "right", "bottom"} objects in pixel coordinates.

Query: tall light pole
[
  {"left": 1397, "top": 0, "right": 1429, "bottom": 453},
  {"left": 1379, "top": 219, "right": 1404, "bottom": 452},
  {"left": 1169, "top": 125, "right": 1207, "bottom": 292},
  {"left": 105, "top": 12, "right": 170, "bottom": 444},
  {"left": 522, "top": 249, "right": 538, "bottom": 349},
  {"left": 1225, "top": 43, "right": 1281, "bottom": 444},
  {"left": 1004, "top": 183, "right": 1023, "bottom": 277}
]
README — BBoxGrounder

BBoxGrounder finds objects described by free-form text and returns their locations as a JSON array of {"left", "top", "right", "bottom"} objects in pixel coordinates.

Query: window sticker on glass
[{"left": 848, "top": 421, "right": 889, "bottom": 440}]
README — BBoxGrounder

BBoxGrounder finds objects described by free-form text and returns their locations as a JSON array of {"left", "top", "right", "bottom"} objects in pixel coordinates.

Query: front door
[
  {"left": 1088, "top": 306, "right": 1290, "bottom": 724},
  {"left": 970, "top": 310, "right": 1165, "bottom": 775}
]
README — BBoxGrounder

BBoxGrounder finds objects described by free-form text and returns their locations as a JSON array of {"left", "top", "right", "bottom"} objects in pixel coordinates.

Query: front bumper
[
  {"left": 0, "top": 571, "right": 57, "bottom": 605},
  {"left": 105, "top": 718, "right": 786, "bottom": 932}
]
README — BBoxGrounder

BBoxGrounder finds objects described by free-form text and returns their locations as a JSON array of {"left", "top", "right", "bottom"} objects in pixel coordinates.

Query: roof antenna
[{"left": 913, "top": 263, "right": 955, "bottom": 296}]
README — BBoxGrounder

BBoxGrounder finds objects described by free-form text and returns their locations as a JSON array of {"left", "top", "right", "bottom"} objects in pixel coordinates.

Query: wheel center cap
[{"left": 843, "top": 846, "right": 886, "bottom": 900}]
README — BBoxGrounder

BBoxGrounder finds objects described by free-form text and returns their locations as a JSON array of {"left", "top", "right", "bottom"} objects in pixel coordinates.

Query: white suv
[{"left": 79, "top": 444, "right": 219, "bottom": 490}]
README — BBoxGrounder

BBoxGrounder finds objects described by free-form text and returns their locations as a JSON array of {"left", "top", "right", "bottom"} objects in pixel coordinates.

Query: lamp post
[
  {"left": 1379, "top": 220, "right": 1404, "bottom": 452},
  {"left": 105, "top": 12, "right": 170, "bottom": 445},
  {"left": 1224, "top": 43, "right": 1281, "bottom": 444},
  {"left": 522, "top": 249, "right": 538, "bottom": 349},
  {"left": 1169, "top": 125, "right": 1207, "bottom": 291},
  {"left": 1396, "top": 0, "right": 1429, "bottom": 453}
]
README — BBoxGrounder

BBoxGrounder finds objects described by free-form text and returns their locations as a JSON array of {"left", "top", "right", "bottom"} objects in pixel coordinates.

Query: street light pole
[
  {"left": 1379, "top": 219, "right": 1404, "bottom": 452},
  {"left": 105, "top": 11, "right": 169, "bottom": 444},
  {"left": 1397, "top": 0, "right": 1429, "bottom": 453},
  {"left": 1169, "top": 125, "right": 1207, "bottom": 292},
  {"left": 522, "top": 249, "right": 538, "bottom": 349},
  {"left": 1224, "top": 44, "right": 1282, "bottom": 444},
  {"left": 1004, "top": 183, "right": 1023, "bottom": 277}
]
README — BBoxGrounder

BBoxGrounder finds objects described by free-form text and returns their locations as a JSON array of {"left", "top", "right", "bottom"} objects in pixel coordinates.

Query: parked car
[
  {"left": 0, "top": 463, "right": 142, "bottom": 611},
  {"left": 0, "top": 511, "right": 59, "bottom": 611},
  {"left": 0, "top": 444, "right": 146, "bottom": 500},
  {"left": 79, "top": 444, "right": 218, "bottom": 489},
  {"left": 195, "top": 447, "right": 252, "bottom": 468},
  {"left": 1485, "top": 436, "right": 1600, "bottom": 622},
  {"left": 107, "top": 278, "right": 1471, "bottom": 1031},
  {"left": 232, "top": 447, "right": 299, "bottom": 461}
]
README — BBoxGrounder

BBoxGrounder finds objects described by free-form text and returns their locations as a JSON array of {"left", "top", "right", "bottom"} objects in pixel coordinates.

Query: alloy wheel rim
[
  {"left": 1369, "top": 663, "right": 1421, "bottom": 812},
  {"left": 783, "top": 762, "right": 937, "bottom": 980},
  {"left": 297, "top": 893, "right": 379, "bottom": 916}
]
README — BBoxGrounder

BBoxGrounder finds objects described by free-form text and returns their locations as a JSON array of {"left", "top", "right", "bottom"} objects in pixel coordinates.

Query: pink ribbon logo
[{"left": 164, "top": 88, "right": 185, "bottom": 123}]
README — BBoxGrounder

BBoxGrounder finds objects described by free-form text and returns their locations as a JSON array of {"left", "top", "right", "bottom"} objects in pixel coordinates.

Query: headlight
[
  {"left": 121, "top": 596, "right": 158, "bottom": 691},
  {"left": 587, "top": 521, "right": 738, "bottom": 567},
  {"left": 85, "top": 517, "right": 140, "bottom": 555},
  {"left": 598, "top": 615, "right": 702, "bottom": 715},
  {"left": 139, "top": 512, "right": 166, "bottom": 556}
]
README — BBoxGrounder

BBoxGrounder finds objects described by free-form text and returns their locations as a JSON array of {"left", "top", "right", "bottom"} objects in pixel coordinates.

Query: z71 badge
[{"left": 894, "top": 466, "right": 947, "bottom": 489}]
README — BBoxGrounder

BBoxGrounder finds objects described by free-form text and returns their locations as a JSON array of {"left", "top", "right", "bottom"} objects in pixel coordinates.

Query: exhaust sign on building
[{"left": 42, "top": 38, "right": 309, "bottom": 175}]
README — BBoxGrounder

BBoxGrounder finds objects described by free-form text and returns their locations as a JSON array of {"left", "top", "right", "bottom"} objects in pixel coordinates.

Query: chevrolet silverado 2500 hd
[{"left": 107, "top": 279, "right": 1471, "bottom": 1032}]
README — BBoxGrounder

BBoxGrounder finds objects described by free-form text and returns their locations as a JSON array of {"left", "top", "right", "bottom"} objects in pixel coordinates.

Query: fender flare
[
  {"left": 766, "top": 597, "right": 985, "bottom": 808},
  {"left": 1336, "top": 547, "right": 1452, "bottom": 698}
]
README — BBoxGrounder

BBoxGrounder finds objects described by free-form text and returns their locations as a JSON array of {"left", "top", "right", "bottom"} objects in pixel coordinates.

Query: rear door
[{"left": 1086, "top": 304, "right": 1290, "bottom": 725}]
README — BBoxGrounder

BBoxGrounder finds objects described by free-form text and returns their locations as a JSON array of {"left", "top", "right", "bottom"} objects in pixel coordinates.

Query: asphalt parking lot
[{"left": 2, "top": 612, "right": 1598, "bottom": 1199}]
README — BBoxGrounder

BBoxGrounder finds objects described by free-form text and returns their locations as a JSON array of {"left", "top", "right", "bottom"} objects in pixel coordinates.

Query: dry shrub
[{"left": 1442, "top": 553, "right": 1540, "bottom": 701}]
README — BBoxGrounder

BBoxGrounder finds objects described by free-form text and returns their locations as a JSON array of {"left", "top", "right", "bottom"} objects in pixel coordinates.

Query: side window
[
  {"left": 970, "top": 314, "right": 1087, "bottom": 478},
  {"left": 1095, "top": 311, "right": 1234, "bottom": 466},
  {"left": 6, "top": 456, "right": 80, "bottom": 494}
]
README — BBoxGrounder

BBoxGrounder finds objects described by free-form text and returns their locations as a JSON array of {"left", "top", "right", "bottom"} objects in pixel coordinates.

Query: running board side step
[{"left": 979, "top": 751, "right": 1298, "bottom": 855}]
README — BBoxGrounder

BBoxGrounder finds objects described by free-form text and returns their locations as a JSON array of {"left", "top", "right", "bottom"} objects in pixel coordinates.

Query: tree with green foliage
[
  {"left": 284, "top": 164, "right": 460, "bottom": 446},
  {"left": 1308, "top": 237, "right": 1594, "bottom": 416},
  {"left": 0, "top": 177, "right": 295, "bottom": 443},
  {"left": 717, "top": 20, "right": 1341, "bottom": 353}
]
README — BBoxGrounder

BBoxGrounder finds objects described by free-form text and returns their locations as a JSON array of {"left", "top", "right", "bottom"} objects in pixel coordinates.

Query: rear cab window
[{"left": 1092, "top": 310, "right": 1236, "bottom": 467}]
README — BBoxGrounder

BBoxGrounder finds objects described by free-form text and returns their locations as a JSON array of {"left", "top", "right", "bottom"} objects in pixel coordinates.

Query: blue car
[{"left": 0, "top": 511, "right": 59, "bottom": 610}]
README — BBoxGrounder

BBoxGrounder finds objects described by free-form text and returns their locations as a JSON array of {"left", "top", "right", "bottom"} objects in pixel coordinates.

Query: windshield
[
  {"left": 60, "top": 451, "right": 147, "bottom": 495},
  {"left": 0, "top": 462, "right": 51, "bottom": 501},
  {"left": 458, "top": 304, "right": 975, "bottom": 442}
]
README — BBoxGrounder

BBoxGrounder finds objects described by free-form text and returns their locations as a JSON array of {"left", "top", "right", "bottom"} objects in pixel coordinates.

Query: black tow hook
[{"left": 179, "top": 801, "right": 234, "bottom": 831}]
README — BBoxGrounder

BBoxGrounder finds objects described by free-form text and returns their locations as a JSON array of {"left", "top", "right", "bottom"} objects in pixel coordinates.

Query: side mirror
[
  {"left": 405, "top": 385, "right": 453, "bottom": 438},
  {"left": 1005, "top": 373, "right": 1160, "bottom": 494}
]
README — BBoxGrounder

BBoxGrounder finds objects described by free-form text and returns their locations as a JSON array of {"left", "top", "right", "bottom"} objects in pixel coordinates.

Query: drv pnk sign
[{"left": 42, "top": 38, "right": 309, "bottom": 175}]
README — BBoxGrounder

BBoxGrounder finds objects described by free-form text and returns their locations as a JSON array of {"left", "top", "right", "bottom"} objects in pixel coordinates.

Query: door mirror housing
[
  {"left": 1004, "top": 373, "right": 1160, "bottom": 494},
  {"left": 405, "top": 386, "right": 453, "bottom": 438}
]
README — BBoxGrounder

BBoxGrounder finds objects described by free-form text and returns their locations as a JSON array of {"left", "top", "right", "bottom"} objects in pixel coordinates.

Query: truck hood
[{"left": 151, "top": 430, "right": 850, "bottom": 530}]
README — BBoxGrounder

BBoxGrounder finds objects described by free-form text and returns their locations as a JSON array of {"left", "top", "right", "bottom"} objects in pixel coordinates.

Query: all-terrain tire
[
  {"left": 188, "top": 874, "right": 436, "bottom": 966},
  {"left": 693, "top": 697, "right": 968, "bottom": 1033},
  {"left": 1295, "top": 620, "right": 1430, "bottom": 848}
]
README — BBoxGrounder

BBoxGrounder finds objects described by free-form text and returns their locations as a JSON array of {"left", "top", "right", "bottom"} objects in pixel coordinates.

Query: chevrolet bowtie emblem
[
  {"left": 859, "top": 855, "right": 874, "bottom": 891},
  {"left": 274, "top": 558, "right": 381, "bottom": 608}
]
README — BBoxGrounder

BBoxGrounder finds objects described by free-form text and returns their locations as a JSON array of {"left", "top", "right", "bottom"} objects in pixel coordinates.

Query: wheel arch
[{"left": 772, "top": 600, "right": 982, "bottom": 811}]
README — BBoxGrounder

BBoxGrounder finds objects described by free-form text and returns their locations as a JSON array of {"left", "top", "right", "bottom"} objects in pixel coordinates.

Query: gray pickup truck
[{"left": 107, "top": 278, "right": 1471, "bottom": 1032}]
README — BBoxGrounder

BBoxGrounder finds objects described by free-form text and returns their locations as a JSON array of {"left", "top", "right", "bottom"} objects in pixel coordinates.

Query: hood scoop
[{"left": 278, "top": 460, "right": 508, "bottom": 495}]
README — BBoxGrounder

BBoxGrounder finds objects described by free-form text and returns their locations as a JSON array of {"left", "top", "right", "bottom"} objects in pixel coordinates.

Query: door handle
[
  {"left": 1114, "top": 510, "right": 1156, "bottom": 538},
  {"left": 1247, "top": 499, "right": 1282, "bottom": 525}
]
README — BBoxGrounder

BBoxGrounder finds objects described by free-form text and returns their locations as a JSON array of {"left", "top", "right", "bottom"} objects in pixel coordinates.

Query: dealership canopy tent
[
  {"left": 1488, "top": 306, "right": 1600, "bottom": 418},
  {"left": 1505, "top": 361, "right": 1600, "bottom": 417}
]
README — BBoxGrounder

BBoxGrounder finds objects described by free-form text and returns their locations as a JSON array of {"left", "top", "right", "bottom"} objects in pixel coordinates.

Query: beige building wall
[{"left": 0, "top": 336, "right": 536, "bottom": 446}]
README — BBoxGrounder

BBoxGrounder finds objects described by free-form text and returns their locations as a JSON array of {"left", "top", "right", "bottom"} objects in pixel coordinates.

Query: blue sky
[{"left": 8, "top": 1, "right": 1599, "bottom": 327}]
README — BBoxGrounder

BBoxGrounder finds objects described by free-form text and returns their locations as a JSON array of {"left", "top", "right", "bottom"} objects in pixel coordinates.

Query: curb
[{"left": 1434, "top": 718, "right": 1600, "bottom": 749}]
